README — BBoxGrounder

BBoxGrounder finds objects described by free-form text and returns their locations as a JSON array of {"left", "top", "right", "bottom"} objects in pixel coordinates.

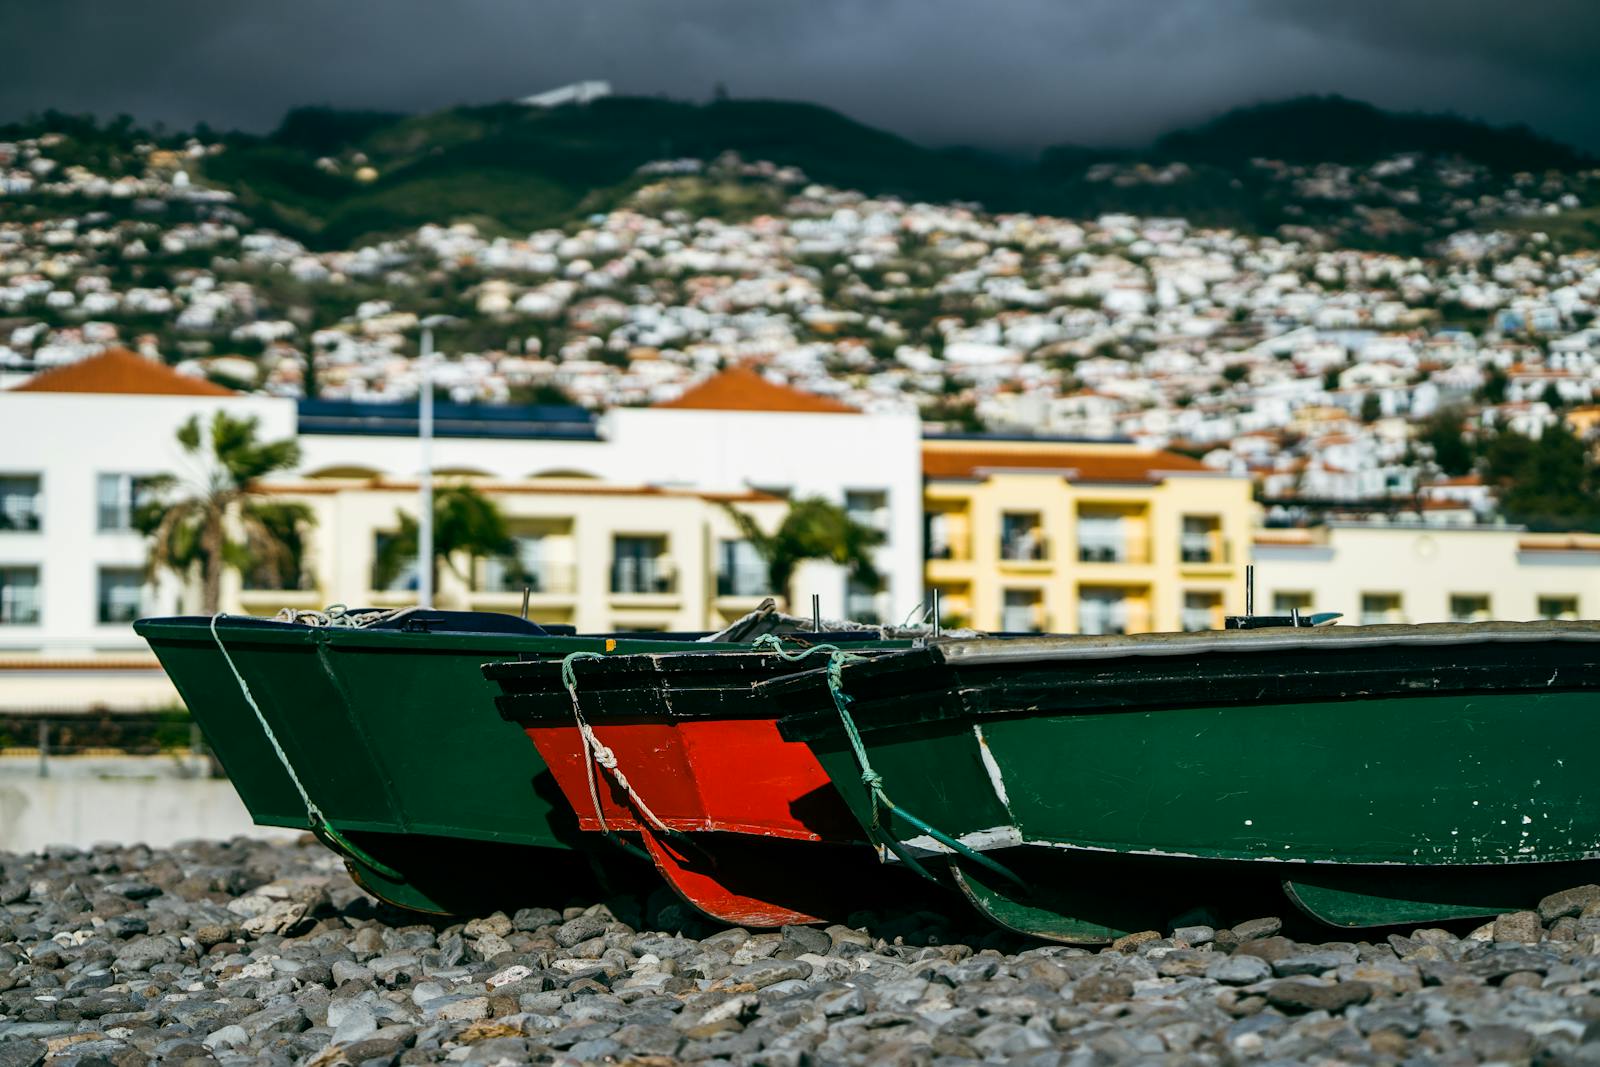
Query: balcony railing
[
  {"left": 1000, "top": 535, "right": 1049, "bottom": 562},
  {"left": 611, "top": 558, "right": 676, "bottom": 595},
  {"left": 927, "top": 536, "right": 970, "bottom": 561},
  {"left": 0, "top": 593, "right": 41, "bottom": 625},
  {"left": 1077, "top": 604, "right": 1152, "bottom": 636},
  {"left": 1000, "top": 609, "right": 1046, "bottom": 633},
  {"left": 1180, "top": 535, "right": 1231, "bottom": 564},
  {"left": 1077, "top": 540, "right": 1150, "bottom": 565},
  {"left": 716, "top": 566, "right": 771, "bottom": 598},
  {"left": 0, "top": 507, "right": 41, "bottom": 533},
  {"left": 1360, "top": 609, "right": 1406, "bottom": 626},
  {"left": 479, "top": 558, "right": 577, "bottom": 595},
  {"left": 370, "top": 555, "right": 420, "bottom": 593}
]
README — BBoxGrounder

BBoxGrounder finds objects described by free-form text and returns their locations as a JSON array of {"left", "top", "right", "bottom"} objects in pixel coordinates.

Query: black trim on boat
[
  {"left": 770, "top": 621, "right": 1600, "bottom": 742},
  {"left": 486, "top": 646, "right": 902, "bottom": 726}
]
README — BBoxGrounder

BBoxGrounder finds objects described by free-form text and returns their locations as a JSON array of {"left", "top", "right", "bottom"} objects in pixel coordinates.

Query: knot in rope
[
  {"left": 588, "top": 740, "right": 619, "bottom": 771},
  {"left": 559, "top": 649, "right": 676, "bottom": 841}
]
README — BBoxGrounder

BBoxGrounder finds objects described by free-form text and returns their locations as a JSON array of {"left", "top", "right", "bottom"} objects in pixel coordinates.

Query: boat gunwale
[
  {"left": 486, "top": 646, "right": 908, "bottom": 725},
  {"left": 770, "top": 621, "right": 1600, "bottom": 742}
]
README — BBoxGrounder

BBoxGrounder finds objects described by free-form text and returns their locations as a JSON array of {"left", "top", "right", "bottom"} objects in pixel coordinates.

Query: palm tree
[
  {"left": 371, "top": 483, "right": 515, "bottom": 599},
  {"left": 138, "top": 412, "right": 307, "bottom": 613},
  {"left": 726, "top": 496, "right": 884, "bottom": 611}
]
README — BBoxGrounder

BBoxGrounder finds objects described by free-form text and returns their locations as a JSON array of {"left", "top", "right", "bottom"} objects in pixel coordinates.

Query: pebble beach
[{"left": 3, "top": 837, "right": 1600, "bottom": 1066}]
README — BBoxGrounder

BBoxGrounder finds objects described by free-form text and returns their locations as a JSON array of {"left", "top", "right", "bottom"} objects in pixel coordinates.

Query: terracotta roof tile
[
  {"left": 656, "top": 366, "right": 857, "bottom": 414},
  {"left": 10, "top": 348, "right": 235, "bottom": 397},
  {"left": 923, "top": 446, "right": 1211, "bottom": 484}
]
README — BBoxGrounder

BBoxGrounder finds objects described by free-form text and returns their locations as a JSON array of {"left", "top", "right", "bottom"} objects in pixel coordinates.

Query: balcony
[
  {"left": 1180, "top": 535, "right": 1232, "bottom": 565},
  {"left": 611, "top": 558, "right": 676, "bottom": 596},
  {"left": 1077, "top": 538, "right": 1150, "bottom": 565},
  {"left": 1077, "top": 599, "right": 1151, "bottom": 636},
  {"left": 0, "top": 508, "right": 40, "bottom": 533},
  {"left": 999, "top": 535, "right": 1049, "bottom": 563},
  {"left": 716, "top": 566, "right": 771, "bottom": 599},
  {"left": 478, "top": 558, "right": 577, "bottom": 595}
]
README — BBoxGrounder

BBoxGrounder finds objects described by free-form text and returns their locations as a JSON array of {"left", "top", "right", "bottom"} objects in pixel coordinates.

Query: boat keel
[{"left": 1284, "top": 860, "right": 1600, "bottom": 928}]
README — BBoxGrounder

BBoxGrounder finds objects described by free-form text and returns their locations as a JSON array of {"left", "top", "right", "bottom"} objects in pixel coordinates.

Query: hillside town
[{"left": 3, "top": 129, "right": 1600, "bottom": 525}]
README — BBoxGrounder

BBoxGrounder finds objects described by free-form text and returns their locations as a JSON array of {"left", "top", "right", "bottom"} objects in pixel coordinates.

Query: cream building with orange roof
[
  {"left": 922, "top": 436, "right": 1253, "bottom": 634},
  {"left": 0, "top": 357, "right": 925, "bottom": 711}
]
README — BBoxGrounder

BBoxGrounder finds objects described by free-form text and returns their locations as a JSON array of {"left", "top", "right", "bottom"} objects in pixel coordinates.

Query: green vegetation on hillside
[{"left": 5, "top": 94, "right": 1593, "bottom": 252}]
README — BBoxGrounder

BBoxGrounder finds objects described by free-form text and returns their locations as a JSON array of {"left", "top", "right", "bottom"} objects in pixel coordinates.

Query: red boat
[{"left": 483, "top": 644, "right": 910, "bottom": 925}]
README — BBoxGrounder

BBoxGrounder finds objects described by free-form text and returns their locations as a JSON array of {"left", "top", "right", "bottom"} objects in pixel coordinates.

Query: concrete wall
[{"left": 0, "top": 757, "right": 297, "bottom": 852}]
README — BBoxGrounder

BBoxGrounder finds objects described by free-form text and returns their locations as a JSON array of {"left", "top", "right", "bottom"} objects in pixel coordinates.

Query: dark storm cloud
[{"left": 0, "top": 0, "right": 1595, "bottom": 152}]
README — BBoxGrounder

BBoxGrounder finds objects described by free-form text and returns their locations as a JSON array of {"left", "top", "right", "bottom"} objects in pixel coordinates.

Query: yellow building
[
  {"left": 229, "top": 476, "right": 787, "bottom": 633},
  {"left": 923, "top": 438, "right": 1254, "bottom": 634}
]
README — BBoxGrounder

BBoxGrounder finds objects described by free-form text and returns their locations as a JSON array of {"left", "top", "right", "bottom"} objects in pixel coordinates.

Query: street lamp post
[{"left": 418, "top": 328, "right": 434, "bottom": 609}]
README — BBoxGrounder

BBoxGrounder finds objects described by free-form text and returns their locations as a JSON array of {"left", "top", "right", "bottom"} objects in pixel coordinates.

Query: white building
[
  {"left": 295, "top": 366, "right": 923, "bottom": 624},
  {"left": 0, "top": 349, "right": 295, "bottom": 708},
  {"left": 1253, "top": 521, "right": 1600, "bottom": 625},
  {"left": 0, "top": 356, "right": 923, "bottom": 707},
  {"left": 519, "top": 81, "right": 612, "bottom": 108}
]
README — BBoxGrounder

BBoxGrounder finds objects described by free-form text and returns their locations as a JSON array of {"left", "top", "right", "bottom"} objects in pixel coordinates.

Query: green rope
[
  {"left": 754, "top": 635, "right": 1023, "bottom": 887},
  {"left": 209, "top": 613, "right": 402, "bottom": 882}
]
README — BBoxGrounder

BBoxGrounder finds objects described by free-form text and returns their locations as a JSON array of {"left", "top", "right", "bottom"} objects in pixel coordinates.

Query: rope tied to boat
[
  {"left": 208, "top": 613, "right": 402, "bottom": 881},
  {"left": 274, "top": 603, "right": 393, "bottom": 628},
  {"left": 559, "top": 651, "right": 679, "bottom": 853},
  {"left": 751, "top": 635, "right": 1023, "bottom": 887}
]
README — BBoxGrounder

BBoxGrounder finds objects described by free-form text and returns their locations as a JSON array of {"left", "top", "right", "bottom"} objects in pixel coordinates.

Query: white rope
[
  {"left": 560, "top": 652, "right": 677, "bottom": 837},
  {"left": 209, "top": 612, "right": 323, "bottom": 826},
  {"left": 274, "top": 603, "right": 393, "bottom": 628}
]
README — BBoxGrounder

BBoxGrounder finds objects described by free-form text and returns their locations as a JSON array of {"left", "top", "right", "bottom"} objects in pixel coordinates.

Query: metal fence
[{"left": 0, "top": 713, "right": 212, "bottom": 777}]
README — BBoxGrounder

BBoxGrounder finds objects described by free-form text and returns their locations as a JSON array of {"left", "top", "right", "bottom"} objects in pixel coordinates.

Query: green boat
[
  {"left": 770, "top": 620, "right": 1600, "bottom": 942},
  {"left": 135, "top": 608, "right": 786, "bottom": 914}
]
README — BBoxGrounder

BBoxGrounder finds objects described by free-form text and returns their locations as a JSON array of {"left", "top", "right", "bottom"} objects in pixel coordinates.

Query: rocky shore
[{"left": 2, "top": 838, "right": 1600, "bottom": 1065}]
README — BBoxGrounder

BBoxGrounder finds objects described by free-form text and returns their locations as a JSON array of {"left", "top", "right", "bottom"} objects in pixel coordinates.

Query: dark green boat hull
[
  {"left": 776, "top": 622, "right": 1600, "bottom": 939},
  {"left": 135, "top": 616, "right": 742, "bottom": 914}
]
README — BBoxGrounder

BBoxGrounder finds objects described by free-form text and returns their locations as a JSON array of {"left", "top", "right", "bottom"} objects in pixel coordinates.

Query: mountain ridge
[{"left": 4, "top": 94, "right": 1592, "bottom": 250}]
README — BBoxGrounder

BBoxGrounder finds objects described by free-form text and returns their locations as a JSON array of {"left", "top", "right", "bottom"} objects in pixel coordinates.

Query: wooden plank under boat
[
  {"left": 483, "top": 641, "right": 929, "bottom": 927},
  {"left": 135, "top": 611, "right": 744, "bottom": 915},
  {"left": 769, "top": 620, "right": 1600, "bottom": 941}
]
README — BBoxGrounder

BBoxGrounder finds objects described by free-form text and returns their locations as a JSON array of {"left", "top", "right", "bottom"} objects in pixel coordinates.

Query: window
[
  {"left": 371, "top": 532, "right": 419, "bottom": 592},
  {"left": 482, "top": 535, "right": 574, "bottom": 594},
  {"left": 716, "top": 539, "right": 769, "bottom": 598},
  {"left": 1000, "top": 512, "right": 1046, "bottom": 561},
  {"left": 0, "top": 566, "right": 40, "bottom": 625},
  {"left": 0, "top": 476, "right": 42, "bottom": 532},
  {"left": 1539, "top": 596, "right": 1578, "bottom": 621},
  {"left": 98, "top": 567, "right": 145, "bottom": 624},
  {"left": 1181, "top": 515, "right": 1223, "bottom": 563},
  {"left": 846, "top": 578, "right": 882, "bottom": 625},
  {"left": 844, "top": 490, "right": 888, "bottom": 532},
  {"left": 1273, "top": 592, "right": 1313, "bottom": 615},
  {"left": 97, "top": 473, "right": 158, "bottom": 532},
  {"left": 1078, "top": 588, "right": 1126, "bottom": 635},
  {"left": 925, "top": 509, "right": 963, "bottom": 560},
  {"left": 1077, "top": 508, "right": 1145, "bottom": 563},
  {"left": 1360, "top": 593, "right": 1404, "bottom": 626},
  {"left": 1182, "top": 591, "right": 1222, "bottom": 632},
  {"left": 612, "top": 536, "right": 672, "bottom": 594},
  {"left": 1449, "top": 594, "right": 1491, "bottom": 623},
  {"left": 1002, "top": 589, "right": 1044, "bottom": 633}
]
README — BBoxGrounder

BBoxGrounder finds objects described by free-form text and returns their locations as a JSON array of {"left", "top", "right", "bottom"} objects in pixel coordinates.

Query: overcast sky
[{"left": 2, "top": 0, "right": 1596, "bottom": 153}]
